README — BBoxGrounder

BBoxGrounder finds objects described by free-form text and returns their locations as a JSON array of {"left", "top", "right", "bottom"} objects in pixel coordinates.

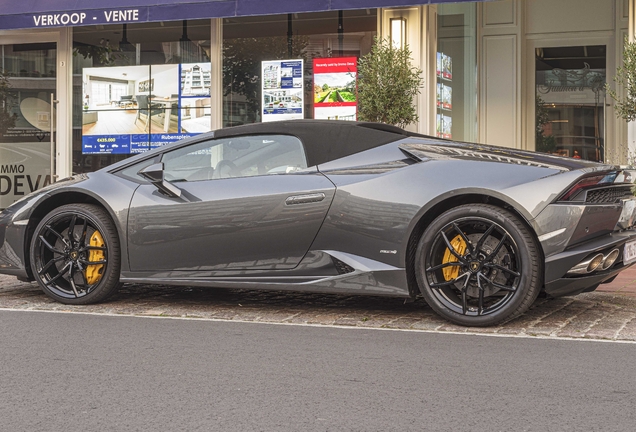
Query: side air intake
[{"left": 332, "top": 257, "right": 355, "bottom": 275}]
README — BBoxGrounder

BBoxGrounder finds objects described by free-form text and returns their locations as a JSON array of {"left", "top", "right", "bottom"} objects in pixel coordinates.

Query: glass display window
[
  {"left": 535, "top": 45, "right": 606, "bottom": 162},
  {"left": 222, "top": 10, "right": 377, "bottom": 127},
  {"left": 436, "top": 3, "right": 477, "bottom": 143},
  {"left": 72, "top": 20, "right": 211, "bottom": 173}
]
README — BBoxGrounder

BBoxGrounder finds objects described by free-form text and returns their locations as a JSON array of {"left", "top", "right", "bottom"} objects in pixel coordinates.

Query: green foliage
[
  {"left": 0, "top": 70, "right": 17, "bottom": 135},
  {"left": 357, "top": 37, "right": 423, "bottom": 128},
  {"left": 73, "top": 41, "right": 119, "bottom": 66},
  {"left": 535, "top": 94, "right": 556, "bottom": 154},
  {"left": 607, "top": 37, "right": 636, "bottom": 122},
  {"left": 536, "top": 134, "right": 557, "bottom": 154}
]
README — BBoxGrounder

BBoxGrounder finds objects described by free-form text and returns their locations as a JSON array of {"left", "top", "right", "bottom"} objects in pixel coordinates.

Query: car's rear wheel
[
  {"left": 415, "top": 204, "right": 541, "bottom": 326},
  {"left": 30, "top": 204, "right": 121, "bottom": 304}
]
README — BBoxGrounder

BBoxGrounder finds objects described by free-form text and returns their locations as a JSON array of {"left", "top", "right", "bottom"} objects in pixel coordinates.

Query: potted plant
[
  {"left": 357, "top": 37, "right": 423, "bottom": 128},
  {"left": 606, "top": 37, "right": 636, "bottom": 168}
]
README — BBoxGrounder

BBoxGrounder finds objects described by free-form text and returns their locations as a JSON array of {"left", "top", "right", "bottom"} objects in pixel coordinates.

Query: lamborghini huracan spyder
[{"left": 1, "top": 120, "right": 635, "bottom": 326}]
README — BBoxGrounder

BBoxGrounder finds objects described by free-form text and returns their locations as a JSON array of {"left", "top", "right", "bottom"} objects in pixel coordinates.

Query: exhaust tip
[
  {"left": 586, "top": 254, "right": 604, "bottom": 273},
  {"left": 567, "top": 253, "right": 607, "bottom": 275},
  {"left": 601, "top": 249, "right": 620, "bottom": 271}
]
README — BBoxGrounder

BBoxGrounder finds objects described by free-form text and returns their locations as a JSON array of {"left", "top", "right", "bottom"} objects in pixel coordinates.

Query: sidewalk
[
  {"left": 596, "top": 264, "right": 636, "bottom": 297},
  {"left": 1, "top": 268, "right": 636, "bottom": 341}
]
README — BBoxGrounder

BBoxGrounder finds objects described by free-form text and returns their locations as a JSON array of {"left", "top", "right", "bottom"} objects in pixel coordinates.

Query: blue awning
[{"left": 0, "top": 0, "right": 482, "bottom": 30}]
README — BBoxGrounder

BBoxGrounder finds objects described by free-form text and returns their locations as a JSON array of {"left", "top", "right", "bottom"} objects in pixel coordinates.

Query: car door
[{"left": 127, "top": 134, "right": 335, "bottom": 272}]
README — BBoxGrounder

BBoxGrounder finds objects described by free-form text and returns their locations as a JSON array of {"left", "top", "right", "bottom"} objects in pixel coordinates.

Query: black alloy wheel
[
  {"left": 30, "top": 204, "right": 121, "bottom": 304},
  {"left": 415, "top": 204, "right": 541, "bottom": 326}
]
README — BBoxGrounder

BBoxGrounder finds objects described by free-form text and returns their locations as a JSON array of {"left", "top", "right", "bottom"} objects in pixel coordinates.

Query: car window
[{"left": 161, "top": 135, "right": 307, "bottom": 182}]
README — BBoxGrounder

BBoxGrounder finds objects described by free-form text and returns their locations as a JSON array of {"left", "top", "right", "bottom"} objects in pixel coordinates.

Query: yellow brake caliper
[
  {"left": 442, "top": 235, "right": 467, "bottom": 281},
  {"left": 85, "top": 230, "right": 105, "bottom": 285}
]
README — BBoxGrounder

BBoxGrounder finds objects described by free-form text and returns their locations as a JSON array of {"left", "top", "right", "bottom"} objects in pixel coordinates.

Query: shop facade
[{"left": 0, "top": 0, "right": 633, "bottom": 209}]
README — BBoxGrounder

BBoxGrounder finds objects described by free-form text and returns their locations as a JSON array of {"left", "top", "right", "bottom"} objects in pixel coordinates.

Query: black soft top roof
[{"left": 214, "top": 120, "right": 425, "bottom": 167}]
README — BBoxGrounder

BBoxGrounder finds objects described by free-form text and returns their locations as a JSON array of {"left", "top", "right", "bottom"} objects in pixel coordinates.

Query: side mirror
[{"left": 138, "top": 162, "right": 182, "bottom": 198}]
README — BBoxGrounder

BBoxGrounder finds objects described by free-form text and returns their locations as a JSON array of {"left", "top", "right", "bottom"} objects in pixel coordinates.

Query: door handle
[{"left": 285, "top": 193, "right": 326, "bottom": 205}]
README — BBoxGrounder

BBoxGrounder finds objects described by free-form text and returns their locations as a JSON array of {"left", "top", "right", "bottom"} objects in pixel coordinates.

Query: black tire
[
  {"left": 30, "top": 204, "right": 121, "bottom": 304},
  {"left": 415, "top": 204, "right": 541, "bottom": 326}
]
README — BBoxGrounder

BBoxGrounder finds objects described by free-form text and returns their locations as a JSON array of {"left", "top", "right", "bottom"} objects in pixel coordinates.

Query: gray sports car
[{"left": 1, "top": 120, "right": 635, "bottom": 326}]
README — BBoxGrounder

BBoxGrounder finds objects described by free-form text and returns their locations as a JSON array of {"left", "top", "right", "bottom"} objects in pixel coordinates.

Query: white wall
[
  {"left": 525, "top": 0, "right": 615, "bottom": 34},
  {"left": 135, "top": 65, "right": 179, "bottom": 98},
  {"left": 473, "top": 0, "right": 628, "bottom": 160},
  {"left": 479, "top": 0, "right": 522, "bottom": 149}
]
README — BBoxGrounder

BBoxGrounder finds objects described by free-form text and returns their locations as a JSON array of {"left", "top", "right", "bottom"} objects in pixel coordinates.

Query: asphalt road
[{"left": 1, "top": 310, "right": 635, "bottom": 432}]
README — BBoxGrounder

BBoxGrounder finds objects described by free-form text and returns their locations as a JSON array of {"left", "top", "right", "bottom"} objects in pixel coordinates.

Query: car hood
[{"left": 399, "top": 139, "right": 614, "bottom": 172}]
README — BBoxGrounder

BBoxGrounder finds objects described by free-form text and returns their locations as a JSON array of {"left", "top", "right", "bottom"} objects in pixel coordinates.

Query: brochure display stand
[{"left": 436, "top": 52, "right": 452, "bottom": 139}]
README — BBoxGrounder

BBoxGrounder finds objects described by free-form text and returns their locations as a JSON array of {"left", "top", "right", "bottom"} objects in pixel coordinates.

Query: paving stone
[
  {"left": 383, "top": 317, "right": 426, "bottom": 329},
  {"left": 437, "top": 323, "right": 470, "bottom": 333},
  {"left": 585, "top": 310, "right": 636, "bottom": 340},
  {"left": 409, "top": 319, "right": 446, "bottom": 331},
  {"left": 356, "top": 314, "right": 398, "bottom": 328},
  {"left": 556, "top": 305, "right": 614, "bottom": 339},
  {"left": 1, "top": 275, "right": 636, "bottom": 341},
  {"left": 333, "top": 314, "right": 372, "bottom": 326},
  {"left": 618, "top": 318, "right": 636, "bottom": 341},
  {"left": 527, "top": 300, "right": 593, "bottom": 336}
]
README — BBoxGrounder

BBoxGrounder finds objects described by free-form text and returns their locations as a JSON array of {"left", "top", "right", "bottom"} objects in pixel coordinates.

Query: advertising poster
[
  {"left": 441, "top": 85, "right": 452, "bottom": 110},
  {"left": 442, "top": 53, "right": 452, "bottom": 80},
  {"left": 313, "top": 57, "right": 357, "bottom": 121},
  {"left": 81, "top": 63, "right": 211, "bottom": 154},
  {"left": 436, "top": 51, "right": 452, "bottom": 139},
  {"left": 442, "top": 115, "right": 452, "bottom": 139},
  {"left": 262, "top": 59, "right": 304, "bottom": 122}
]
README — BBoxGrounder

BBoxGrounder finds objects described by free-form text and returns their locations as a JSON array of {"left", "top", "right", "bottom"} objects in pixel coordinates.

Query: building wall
[
  {"left": 476, "top": 0, "right": 629, "bottom": 163},
  {"left": 479, "top": 0, "right": 522, "bottom": 149}
]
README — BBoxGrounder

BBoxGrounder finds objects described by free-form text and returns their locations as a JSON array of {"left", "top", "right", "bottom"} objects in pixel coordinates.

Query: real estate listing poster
[
  {"left": 441, "top": 85, "right": 452, "bottom": 110},
  {"left": 81, "top": 64, "right": 211, "bottom": 155},
  {"left": 313, "top": 57, "right": 357, "bottom": 121},
  {"left": 436, "top": 52, "right": 453, "bottom": 140},
  {"left": 442, "top": 53, "right": 452, "bottom": 80},
  {"left": 442, "top": 115, "right": 452, "bottom": 139},
  {"left": 262, "top": 59, "right": 304, "bottom": 122}
]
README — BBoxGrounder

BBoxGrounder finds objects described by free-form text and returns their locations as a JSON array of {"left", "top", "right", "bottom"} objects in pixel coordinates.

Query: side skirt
[{"left": 120, "top": 270, "right": 410, "bottom": 297}]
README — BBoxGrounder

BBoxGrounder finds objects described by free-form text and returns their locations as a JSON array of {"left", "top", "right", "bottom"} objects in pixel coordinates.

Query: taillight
[{"left": 558, "top": 173, "right": 618, "bottom": 202}]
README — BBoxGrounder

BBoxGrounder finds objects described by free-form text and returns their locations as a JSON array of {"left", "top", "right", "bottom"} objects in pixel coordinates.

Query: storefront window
[
  {"left": 535, "top": 45, "right": 606, "bottom": 162},
  {"left": 72, "top": 20, "right": 211, "bottom": 174},
  {"left": 436, "top": 3, "right": 477, "bottom": 142},
  {"left": 222, "top": 10, "right": 377, "bottom": 126},
  {"left": 0, "top": 43, "right": 56, "bottom": 209}
]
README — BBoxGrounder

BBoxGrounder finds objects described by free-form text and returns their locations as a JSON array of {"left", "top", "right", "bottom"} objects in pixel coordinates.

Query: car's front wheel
[
  {"left": 415, "top": 204, "right": 541, "bottom": 326},
  {"left": 30, "top": 204, "right": 121, "bottom": 304}
]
